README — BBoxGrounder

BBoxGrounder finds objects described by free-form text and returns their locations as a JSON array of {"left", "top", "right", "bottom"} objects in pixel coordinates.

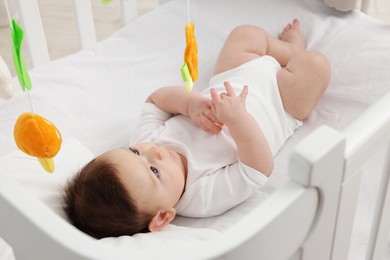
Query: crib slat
[
  {"left": 14, "top": 0, "right": 50, "bottom": 67},
  {"left": 366, "top": 142, "right": 390, "bottom": 260},
  {"left": 330, "top": 169, "right": 363, "bottom": 260},
  {"left": 120, "top": 0, "right": 138, "bottom": 25},
  {"left": 72, "top": 0, "right": 97, "bottom": 49}
]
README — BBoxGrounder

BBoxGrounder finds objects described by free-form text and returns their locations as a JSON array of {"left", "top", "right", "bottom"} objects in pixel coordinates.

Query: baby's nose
[{"left": 147, "top": 146, "right": 164, "bottom": 160}]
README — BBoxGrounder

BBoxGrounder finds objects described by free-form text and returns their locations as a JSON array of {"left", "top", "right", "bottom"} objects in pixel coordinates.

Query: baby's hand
[
  {"left": 210, "top": 81, "right": 249, "bottom": 127},
  {"left": 188, "top": 94, "right": 223, "bottom": 134}
]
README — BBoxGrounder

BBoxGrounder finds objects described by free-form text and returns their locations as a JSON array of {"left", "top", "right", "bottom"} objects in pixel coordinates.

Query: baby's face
[{"left": 101, "top": 142, "right": 187, "bottom": 214}]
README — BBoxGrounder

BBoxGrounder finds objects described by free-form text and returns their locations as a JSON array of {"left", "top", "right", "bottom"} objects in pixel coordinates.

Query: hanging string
[
  {"left": 187, "top": 0, "right": 190, "bottom": 24},
  {"left": 26, "top": 90, "right": 35, "bottom": 115}
]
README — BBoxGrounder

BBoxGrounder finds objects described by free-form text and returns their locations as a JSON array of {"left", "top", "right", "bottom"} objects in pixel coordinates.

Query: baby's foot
[{"left": 279, "top": 19, "right": 305, "bottom": 54}]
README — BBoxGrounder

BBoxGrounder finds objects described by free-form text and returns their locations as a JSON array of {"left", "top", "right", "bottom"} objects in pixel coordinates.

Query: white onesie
[{"left": 131, "top": 55, "right": 301, "bottom": 218}]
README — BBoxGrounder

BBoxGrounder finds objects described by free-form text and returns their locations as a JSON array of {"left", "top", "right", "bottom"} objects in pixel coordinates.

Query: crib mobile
[
  {"left": 1, "top": 0, "right": 198, "bottom": 174},
  {"left": 3, "top": 0, "right": 62, "bottom": 174}
]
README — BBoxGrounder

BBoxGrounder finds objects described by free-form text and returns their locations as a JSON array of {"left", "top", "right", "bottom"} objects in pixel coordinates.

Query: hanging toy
[
  {"left": 6, "top": 4, "right": 62, "bottom": 174},
  {"left": 180, "top": 0, "right": 198, "bottom": 92},
  {"left": 14, "top": 111, "right": 62, "bottom": 173}
]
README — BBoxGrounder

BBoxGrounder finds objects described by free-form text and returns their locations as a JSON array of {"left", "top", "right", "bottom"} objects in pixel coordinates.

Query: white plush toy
[{"left": 0, "top": 54, "right": 13, "bottom": 99}]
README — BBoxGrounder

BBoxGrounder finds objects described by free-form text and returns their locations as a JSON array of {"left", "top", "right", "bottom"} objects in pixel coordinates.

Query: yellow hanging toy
[
  {"left": 5, "top": 0, "right": 62, "bottom": 174},
  {"left": 181, "top": 0, "right": 198, "bottom": 92}
]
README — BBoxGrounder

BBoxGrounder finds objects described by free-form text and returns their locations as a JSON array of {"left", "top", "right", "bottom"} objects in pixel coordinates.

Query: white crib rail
[{"left": 13, "top": 0, "right": 138, "bottom": 68}]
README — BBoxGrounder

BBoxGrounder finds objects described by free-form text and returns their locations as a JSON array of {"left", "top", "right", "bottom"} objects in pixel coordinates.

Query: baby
[{"left": 63, "top": 19, "right": 330, "bottom": 239}]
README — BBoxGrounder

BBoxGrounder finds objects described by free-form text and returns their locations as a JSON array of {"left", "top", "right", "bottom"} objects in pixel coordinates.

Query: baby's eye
[
  {"left": 150, "top": 166, "right": 159, "bottom": 178},
  {"left": 129, "top": 147, "right": 140, "bottom": 155}
]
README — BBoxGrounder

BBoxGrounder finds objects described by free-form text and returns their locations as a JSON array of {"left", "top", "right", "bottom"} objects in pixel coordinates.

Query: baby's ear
[{"left": 148, "top": 208, "right": 176, "bottom": 232}]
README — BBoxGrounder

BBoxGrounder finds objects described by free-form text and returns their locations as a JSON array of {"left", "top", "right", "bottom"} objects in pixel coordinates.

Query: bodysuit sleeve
[
  {"left": 131, "top": 103, "right": 171, "bottom": 144},
  {"left": 175, "top": 161, "right": 268, "bottom": 217}
]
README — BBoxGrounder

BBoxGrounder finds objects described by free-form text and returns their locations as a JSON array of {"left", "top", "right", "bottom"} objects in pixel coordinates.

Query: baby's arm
[
  {"left": 146, "top": 86, "right": 223, "bottom": 134},
  {"left": 210, "top": 82, "right": 274, "bottom": 176}
]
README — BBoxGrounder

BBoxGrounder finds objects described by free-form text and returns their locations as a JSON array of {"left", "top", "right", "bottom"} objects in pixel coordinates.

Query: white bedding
[{"left": 1, "top": 0, "right": 390, "bottom": 259}]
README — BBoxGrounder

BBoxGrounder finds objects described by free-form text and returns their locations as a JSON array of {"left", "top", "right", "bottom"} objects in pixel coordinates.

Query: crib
[{"left": 0, "top": 0, "right": 390, "bottom": 259}]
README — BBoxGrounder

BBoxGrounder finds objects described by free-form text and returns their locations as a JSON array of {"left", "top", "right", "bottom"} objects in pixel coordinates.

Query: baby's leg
[
  {"left": 276, "top": 19, "right": 330, "bottom": 120},
  {"left": 213, "top": 19, "right": 304, "bottom": 75},
  {"left": 277, "top": 51, "right": 330, "bottom": 120}
]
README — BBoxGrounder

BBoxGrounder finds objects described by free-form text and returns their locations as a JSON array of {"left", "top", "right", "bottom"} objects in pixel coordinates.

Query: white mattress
[{"left": 1, "top": 0, "right": 390, "bottom": 259}]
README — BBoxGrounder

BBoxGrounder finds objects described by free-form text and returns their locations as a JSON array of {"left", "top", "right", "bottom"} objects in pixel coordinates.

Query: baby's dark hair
[{"left": 62, "top": 157, "right": 153, "bottom": 239}]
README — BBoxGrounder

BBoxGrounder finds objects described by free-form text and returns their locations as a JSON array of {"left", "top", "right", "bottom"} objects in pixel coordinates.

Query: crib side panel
[
  {"left": 332, "top": 91, "right": 390, "bottom": 260},
  {"left": 13, "top": 0, "right": 139, "bottom": 68}
]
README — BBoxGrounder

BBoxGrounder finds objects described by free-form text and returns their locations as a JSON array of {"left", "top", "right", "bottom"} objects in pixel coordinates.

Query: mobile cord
[{"left": 187, "top": 0, "right": 190, "bottom": 24}]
